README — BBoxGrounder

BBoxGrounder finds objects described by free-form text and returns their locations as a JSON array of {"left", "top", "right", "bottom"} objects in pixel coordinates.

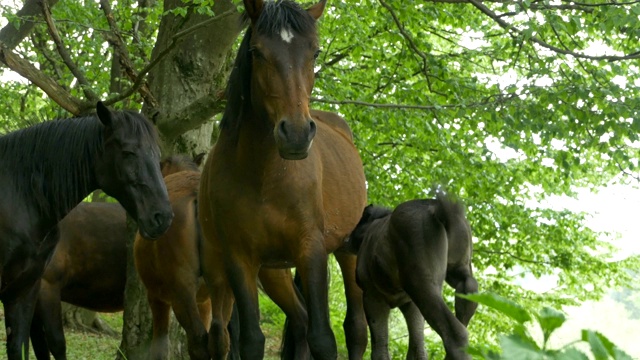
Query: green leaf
[
  {"left": 553, "top": 348, "right": 589, "bottom": 360},
  {"left": 581, "top": 330, "right": 610, "bottom": 360},
  {"left": 458, "top": 293, "right": 532, "bottom": 324},
  {"left": 500, "top": 334, "right": 543, "bottom": 360},
  {"left": 537, "top": 307, "right": 566, "bottom": 346}
]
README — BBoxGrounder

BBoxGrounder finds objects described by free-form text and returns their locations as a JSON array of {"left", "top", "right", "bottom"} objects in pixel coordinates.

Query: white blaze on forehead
[{"left": 280, "top": 28, "right": 294, "bottom": 43}]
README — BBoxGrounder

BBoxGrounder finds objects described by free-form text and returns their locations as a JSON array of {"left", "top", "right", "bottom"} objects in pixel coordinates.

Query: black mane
[
  {"left": 220, "top": 0, "right": 318, "bottom": 136},
  {"left": 0, "top": 111, "right": 157, "bottom": 221}
]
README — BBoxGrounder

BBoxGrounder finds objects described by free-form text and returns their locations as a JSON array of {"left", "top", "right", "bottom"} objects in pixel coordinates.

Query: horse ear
[
  {"left": 96, "top": 101, "right": 113, "bottom": 127},
  {"left": 193, "top": 152, "right": 206, "bottom": 166},
  {"left": 307, "top": 0, "right": 327, "bottom": 20},
  {"left": 243, "top": 0, "right": 264, "bottom": 24}
]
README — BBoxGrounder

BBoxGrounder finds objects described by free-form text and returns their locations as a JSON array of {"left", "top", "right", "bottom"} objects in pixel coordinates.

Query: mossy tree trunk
[{"left": 115, "top": 1, "right": 242, "bottom": 359}]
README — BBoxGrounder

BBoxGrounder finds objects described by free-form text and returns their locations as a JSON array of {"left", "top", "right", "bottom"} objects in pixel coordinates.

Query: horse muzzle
[
  {"left": 138, "top": 209, "right": 173, "bottom": 239},
  {"left": 275, "top": 117, "right": 316, "bottom": 160}
]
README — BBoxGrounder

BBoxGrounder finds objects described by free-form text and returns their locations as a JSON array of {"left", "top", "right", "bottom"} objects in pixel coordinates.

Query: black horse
[
  {"left": 348, "top": 193, "right": 478, "bottom": 360},
  {"left": 0, "top": 102, "right": 173, "bottom": 359}
]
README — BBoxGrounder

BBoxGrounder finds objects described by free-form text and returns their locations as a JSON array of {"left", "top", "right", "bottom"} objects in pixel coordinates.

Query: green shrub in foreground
[{"left": 461, "top": 293, "right": 633, "bottom": 360}]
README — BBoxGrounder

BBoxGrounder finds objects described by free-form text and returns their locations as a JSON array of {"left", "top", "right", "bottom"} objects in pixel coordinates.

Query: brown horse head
[
  {"left": 159, "top": 153, "right": 205, "bottom": 178},
  {"left": 239, "top": 0, "right": 327, "bottom": 159}
]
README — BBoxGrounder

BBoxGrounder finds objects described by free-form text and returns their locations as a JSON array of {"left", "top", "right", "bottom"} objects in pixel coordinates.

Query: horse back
[{"left": 310, "top": 109, "right": 354, "bottom": 141}]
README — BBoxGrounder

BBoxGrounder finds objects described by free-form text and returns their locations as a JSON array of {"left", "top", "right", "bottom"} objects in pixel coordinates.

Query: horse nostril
[
  {"left": 308, "top": 119, "right": 317, "bottom": 140},
  {"left": 154, "top": 212, "right": 167, "bottom": 227},
  {"left": 278, "top": 120, "right": 288, "bottom": 140}
]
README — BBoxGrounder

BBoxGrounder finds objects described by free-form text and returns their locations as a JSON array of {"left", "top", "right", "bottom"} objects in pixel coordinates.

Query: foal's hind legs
[
  {"left": 335, "top": 251, "right": 368, "bottom": 360},
  {"left": 362, "top": 289, "right": 391, "bottom": 360},
  {"left": 148, "top": 297, "right": 171, "bottom": 360},
  {"left": 404, "top": 282, "right": 470, "bottom": 360},
  {"left": 445, "top": 265, "right": 478, "bottom": 327},
  {"left": 398, "top": 301, "right": 427, "bottom": 360}
]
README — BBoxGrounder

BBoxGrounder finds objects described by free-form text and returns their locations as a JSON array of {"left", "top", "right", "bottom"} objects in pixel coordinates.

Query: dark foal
[
  {"left": 0, "top": 102, "right": 172, "bottom": 359},
  {"left": 29, "top": 155, "right": 201, "bottom": 360},
  {"left": 349, "top": 194, "right": 478, "bottom": 360}
]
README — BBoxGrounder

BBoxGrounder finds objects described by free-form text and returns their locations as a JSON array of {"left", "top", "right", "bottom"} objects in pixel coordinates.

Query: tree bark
[
  {"left": 60, "top": 302, "right": 118, "bottom": 337},
  {"left": 116, "top": 1, "right": 242, "bottom": 359}
]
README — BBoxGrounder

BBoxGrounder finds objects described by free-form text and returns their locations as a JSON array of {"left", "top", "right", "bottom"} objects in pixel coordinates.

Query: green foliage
[
  {"left": 1, "top": 0, "right": 640, "bottom": 357},
  {"left": 462, "top": 293, "right": 633, "bottom": 360}
]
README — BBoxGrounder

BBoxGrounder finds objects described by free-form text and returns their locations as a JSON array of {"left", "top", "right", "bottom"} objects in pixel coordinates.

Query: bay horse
[
  {"left": 0, "top": 102, "right": 173, "bottom": 359},
  {"left": 134, "top": 155, "right": 218, "bottom": 360},
  {"left": 348, "top": 194, "right": 478, "bottom": 360},
  {"left": 29, "top": 155, "right": 201, "bottom": 360},
  {"left": 198, "top": 0, "right": 368, "bottom": 359}
]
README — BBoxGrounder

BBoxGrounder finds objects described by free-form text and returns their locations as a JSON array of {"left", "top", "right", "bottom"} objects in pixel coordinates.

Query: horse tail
[
  {"left": 279, "top": 270, "right": 306, "bottom": 360},
  {"left": 433, "top": 192, "right": 466, "bottom": 232}
]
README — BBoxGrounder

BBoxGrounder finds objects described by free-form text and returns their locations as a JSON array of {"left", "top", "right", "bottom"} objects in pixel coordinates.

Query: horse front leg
[
  {"left": 334, "top": 251, "right": 368, "bottom": 360},
  {"left": 296, "top": 238, "right": 336, "bottom": 360},
  {"left": 225, "top": 258, "right": 263, "bottom": 360},
  {"left": 200, "top": 259, "right": 235, "bottom": 360},
  {"left": 34, "top": 281, "right": 66, "bottom": 360},
  {"left": 171, "top": 288, "right": 209, "bottom": 360},
  {"left": 3, "top": 278, "right": 41, "bottom": 360}
]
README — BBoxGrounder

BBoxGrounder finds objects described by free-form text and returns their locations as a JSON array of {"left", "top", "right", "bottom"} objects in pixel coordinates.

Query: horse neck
[
  {"left": 21, "top": 118, "right": 101, "bottom": 223},
  {"left": 219, "top": 110, "right": 279, "bottom": 165}
]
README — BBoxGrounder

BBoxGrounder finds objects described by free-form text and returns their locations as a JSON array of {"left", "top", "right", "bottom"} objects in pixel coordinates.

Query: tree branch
[
  {"left": 0, "top": 0, "right": 59, "bottom": 50},
  {"left": 99, "top": 0, "right": 159, "bottom": 108},
  {"left": 311, "top": 93, "right": 517, "bottom": 111},
  {"left": 0, "top": 41, "right": 86, "bottom": 115},
  {"left": 378, "top": 0, "right": 439, "bottom": 94},
  {"left": 467, "top": 0, "right": 640, "bottom": 61},
  {"left": 103, "top": 8, "right": 237, "bottom": 107},
  {"left": 41, "top": 0, "right": 100, "bottom": 102},
  {"left": 155, "top": 91, "right": 226, "bottom": 139}
]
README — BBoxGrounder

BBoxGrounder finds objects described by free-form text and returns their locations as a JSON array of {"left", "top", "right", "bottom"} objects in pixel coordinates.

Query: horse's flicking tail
[{"left": 432, "top": 192, "right": 466, "bottom": 232}]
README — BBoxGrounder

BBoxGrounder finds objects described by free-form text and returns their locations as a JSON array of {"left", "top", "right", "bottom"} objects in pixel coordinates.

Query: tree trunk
[
  {"left": 60, "top": 302, "right": 118, "bottom": 337},
  {"left": 116, "top": 1, "right": 241, "bottom": 359}
]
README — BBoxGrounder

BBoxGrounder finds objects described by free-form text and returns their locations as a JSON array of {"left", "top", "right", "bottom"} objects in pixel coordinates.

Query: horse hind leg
[
  {"left": 404, "top": 282, "right": 470, "bottom": 360},
  {"left": 33, "top": 282, "right": 67, "bottom": 360},
  {"left": 398, "top": 301, "right": 427, "bottom": 360},
  {"left": 334, "top": 251, "right": 368, "bottom": 360},
  {"left": 445, "top": 265, "right": 478, "bottom": 327},
  {"left": 362, "top": 288, "right": 391, "bottom": 360}
]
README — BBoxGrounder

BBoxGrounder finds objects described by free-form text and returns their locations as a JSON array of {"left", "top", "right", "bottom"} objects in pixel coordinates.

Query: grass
[
  {"left": 0, "top": 308, "right": 123, "bottom": 359},
  {"left": 0, "top": 303, "right": 285, "bottom": 359}
]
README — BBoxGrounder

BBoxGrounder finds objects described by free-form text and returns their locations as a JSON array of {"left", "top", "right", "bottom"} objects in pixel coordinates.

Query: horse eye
[
  {"left": 313, "top": 49, "right": 321, "bottom": 59},
  {"left": 250, "top": 47, "right": 265, "bottom": 60}
]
